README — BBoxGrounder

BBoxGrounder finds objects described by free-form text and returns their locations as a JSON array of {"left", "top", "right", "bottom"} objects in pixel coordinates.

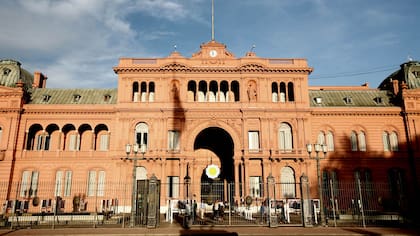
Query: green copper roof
[
  {"left": 30, "top": 88, "right": 117, "bottom": 104},
  {"left": 309, "top": 90, "right": 395, "bottom": 107},
  {"left": 0, "top": 59, "right": 33, "bottom": 92}
]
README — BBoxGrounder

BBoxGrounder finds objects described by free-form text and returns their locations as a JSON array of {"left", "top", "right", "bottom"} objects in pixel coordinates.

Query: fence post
[
  {"left": 300, "top": 173, "right": 313, "bottom": 227},
  {"left": 357, "top": 178, "right": 366, "bottom": 228},
  {"left": 329, "top": 179, "right": 337, "bottom": 227}
]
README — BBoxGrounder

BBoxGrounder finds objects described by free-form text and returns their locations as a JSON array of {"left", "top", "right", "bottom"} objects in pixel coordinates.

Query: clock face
[{"left": 209, "top": 50, "right": 218, "bottom": 57}]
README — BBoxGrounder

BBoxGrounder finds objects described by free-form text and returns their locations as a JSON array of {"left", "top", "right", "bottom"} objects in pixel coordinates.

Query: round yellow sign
[{"left": 205, "top": 164, "right": 220, "bottom": 179}]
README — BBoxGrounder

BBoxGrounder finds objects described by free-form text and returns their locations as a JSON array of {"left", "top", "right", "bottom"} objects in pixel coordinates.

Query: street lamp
[
  {"left": 123, "top": 143, "right": 146, "bottom": 227},
  {"left": 306, "top": 143, "right": 327, "bottom": 226}
]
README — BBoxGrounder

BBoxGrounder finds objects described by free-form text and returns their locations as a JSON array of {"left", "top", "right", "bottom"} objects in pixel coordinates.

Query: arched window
[
  {"left": 132, "top": 82, "right": 139, "bottom": 102},
  {"left": 231, "top": 80, "right": 240, "bottom": 102},
  {"left": 326, "top": 131, "right": 334, "bottom": 151},
  {"left": 20, "top": 170, "right": 39, "bottom": 198},
  {"left": 87, "top": 170, "right": 106, "bottom": 197},
  {"left": 140, "top": 82, "right": 147, "bottom": 102},
  {"left": 136, "top": 166, "right": 148, "bottom": 180},
  {"left": 45, "top": 124, "right": 59, "bottom": 151},
  {"left": 382, "top": 131, "right": 390, "bottom": 151},
  {"left": 187, "top": 81, "right": 197, "bottom": 102},
  {"left": 271, "top": 82, "right": 278, "bottom": 102},
  {"left": 280, "top": 166, "right": 296, "bottom": 198},
  {"left": 358, "top": 131, "right": 366, "bottom": 151},
  {"left": 287, "top": 82, "right": 294, "bottom": 102},
  {"left": 54, "top": 170, "right": 72, "bottom": 197},
  {"left": 149, "top": 82, "right": 155, "bottom": 102},
  {"left": 135, "top": 122, "right": 149, "bottom": 150},
  {"left": 26, "top": 124, "right": 43, "bottom": 150},
  {"left": 317, "top": 131, "right": 326, "bottom": 145},
  {"left": 220, "top": 81, "right": 229, "bottom": 102},
  {"left": 198, "top": 81, "right": 207, "bottom": 102},
  {"left": 62, "top": 124, "right": 78, "bottom": 151},
  {"left": 209, "top": 80, "right": 218, "bottom": 102},
  {"left": 279, "top": 82, "right": 286, "bottom": 103},
  {"left": 278, "top": 123, "right": 293, "bottom": 151},
  {"left": 389, "top": 132, "right": 399, "bottom": 151},
  {"left": 350, "top": 131, "right": 358, "bottom": 151}
]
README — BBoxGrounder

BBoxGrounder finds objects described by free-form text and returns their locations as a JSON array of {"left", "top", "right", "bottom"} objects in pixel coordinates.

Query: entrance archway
[
  {"left": 194, "top": 127, "right": 234, "bottom": 181},
  {"left": 194, "top": 127, "right": 234, "bottom": 203}
]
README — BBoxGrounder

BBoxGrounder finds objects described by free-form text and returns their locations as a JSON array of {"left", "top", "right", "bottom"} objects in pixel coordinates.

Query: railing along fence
[
  {"left": 0, "top": 180, "right": 409, "bottom": 228},
  {"left": 321, "top": 180, "right": 407, "bottom": 227},
  {"left": 0, "top": 180, "right": 133, "bottom": 228}
]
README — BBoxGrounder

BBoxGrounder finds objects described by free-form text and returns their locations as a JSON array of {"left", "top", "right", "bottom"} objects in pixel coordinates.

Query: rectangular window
[
  {"left": 87, "top": 170, "right": 106, "bottom": 197},
  {"left": 87, "top": 171, "right": 96, "bottom": 197},
  {"left": 248, "top": 131, "right": 260, "bottom": 152},
  {"left": 168, "top": 130, "right": 180, "bottom": 151},
  {"left": 20, "top": 171, "right": 39, "bottom": 197},
  {"left": 249, "top": 176, "right": 262, "bottom": 198},
  {"left": 55, "top": 170, "right": 72, "bottom": 197},
  {"left": 166, "top": 176, "right": 179, "bottom": 198}
]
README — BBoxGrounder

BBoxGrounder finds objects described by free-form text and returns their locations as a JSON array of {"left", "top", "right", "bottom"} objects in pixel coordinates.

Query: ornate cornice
[
  {"left": 114, "top": 65, "right": 312, "bottom": 74},
  {"left": 311, "top": 110, "right": 402, "bottom": 117}
]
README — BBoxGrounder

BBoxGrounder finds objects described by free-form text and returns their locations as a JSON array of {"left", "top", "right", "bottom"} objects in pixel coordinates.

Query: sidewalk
[{"left": 0, "top": 223, "right": 418, "bottom": 236}]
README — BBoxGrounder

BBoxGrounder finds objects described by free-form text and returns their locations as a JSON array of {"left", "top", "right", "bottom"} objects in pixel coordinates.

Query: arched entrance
[{"left": 194, "top": 127, "right": 234, "bottom": 203}]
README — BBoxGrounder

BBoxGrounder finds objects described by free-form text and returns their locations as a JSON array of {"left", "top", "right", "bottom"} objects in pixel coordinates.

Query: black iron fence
[{"left": 0, "top": 179, "right": 410, "bottom": 229}]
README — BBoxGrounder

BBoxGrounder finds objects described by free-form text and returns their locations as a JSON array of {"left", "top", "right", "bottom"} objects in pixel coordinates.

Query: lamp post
[
  {"left": 306, "top": 143, "right": 327, "bottom": 226},
  {"left": 267, "top": 173, "right": 276, "bottom": 227},
  {"left": 123, "top": 143, "right": 146, "bottom": 227}
]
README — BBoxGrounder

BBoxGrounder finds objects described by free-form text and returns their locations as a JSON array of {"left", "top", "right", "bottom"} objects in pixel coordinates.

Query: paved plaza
[{"left": 0, "top": 222, "right": 418, "bottom": 236}]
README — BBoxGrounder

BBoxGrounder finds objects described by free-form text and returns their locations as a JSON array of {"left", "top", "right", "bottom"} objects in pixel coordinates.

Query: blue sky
[{"left": 0, "top": 0, "right": 419, "bottom": 88}]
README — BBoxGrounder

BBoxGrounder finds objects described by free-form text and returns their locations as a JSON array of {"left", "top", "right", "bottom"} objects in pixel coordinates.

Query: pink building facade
[{"left": 0, "top": 41, "right": 419, "bottom": 218}]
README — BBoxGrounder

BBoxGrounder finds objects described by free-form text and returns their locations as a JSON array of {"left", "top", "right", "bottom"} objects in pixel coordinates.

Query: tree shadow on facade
[{"left": 318, "top": 134, "right": 419, "bottom": 225}]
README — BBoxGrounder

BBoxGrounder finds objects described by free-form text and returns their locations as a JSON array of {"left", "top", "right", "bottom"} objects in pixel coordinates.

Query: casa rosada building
[{"left": 0, "top": 40, "right": 420, "bottom": 215}]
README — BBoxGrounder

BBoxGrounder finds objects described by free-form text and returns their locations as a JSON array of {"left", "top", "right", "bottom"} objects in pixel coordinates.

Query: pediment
[
  {"left": 191, "top": 40, "right": 235, "bottom": 59},
  {"left": 239, "top": 63, "right": 266, "bottom": 70},
  {"left": 160, "top": 62, "right": 189, "bottom": 71}
]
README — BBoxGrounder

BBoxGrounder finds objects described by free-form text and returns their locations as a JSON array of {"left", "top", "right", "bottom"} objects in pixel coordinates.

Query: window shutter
[
  {"left": 20, "top": 171, "right": 30, "bottom": 197},
  {"left": 248, "top": 131, "right": 259, "bottom": 151},
  {"left": 69, "top": 134, "right": 76, "bottom": 151},
  {"left": 382, "top": 132, "right": 390, "bottom": 151},
  {"left": 390, "top": 132, "right": 399, "bottom": 151},
  {"left": 55, "top": 171, "right": 63, "bottom": 197},
  {"left": 30, "top": 171, "right": 39, "bottom": 197},
  {"left": 317, "top": 132, "right": 325, "bottom": 145},
  {"left": 97, "top": 171, "right": 106, "bottom": 197},
  {"left": 100, "top": 134, "right": 109, "bottom": 151},
  {"left": 64, "top": 171, "right": 72, "bottom": 196},
  {"left": 350, "top": 132, "right": 358, "bottom": 151},
  {"left": 87, "top": 171, "right": 96, "bottom": 196},
  {"left": 358, "top": 132, "right": 366, "bottom": 151},
  {"left": 326, "top": 131, "right": 334, "bottom": 151}
]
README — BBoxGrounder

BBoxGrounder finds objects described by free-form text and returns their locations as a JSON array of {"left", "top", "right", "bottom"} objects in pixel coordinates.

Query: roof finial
[{"left": 211, "top": 0, "right": 215, "bottom": 41}]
